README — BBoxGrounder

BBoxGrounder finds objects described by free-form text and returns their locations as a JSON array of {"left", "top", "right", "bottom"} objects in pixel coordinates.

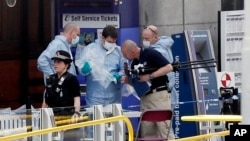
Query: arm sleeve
[
  {"left": 148, "top": 50, "right": 170, "bottom": 68},
  {"left": 69, "top": 76, "right": 81, "bottom": 97},
  {"left": 118, "top": 51, "right": 126, "bottom": 76},
  {"left": 37, "top": 42, "right": 59, "bottom": 76},
  {"left": 75, "top": 46, "right": 91, "bottom": 75}
]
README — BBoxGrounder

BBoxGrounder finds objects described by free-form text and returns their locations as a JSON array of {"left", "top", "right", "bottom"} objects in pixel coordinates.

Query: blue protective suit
[
  {"left": 37, "top": 35, "right": 77, "bottom": 83},
  {"left": 150, "top": 36, "right": 177, "bottom": 106},
  {"left": 75, "top": 39, "right": 126, "bottom": 106}
]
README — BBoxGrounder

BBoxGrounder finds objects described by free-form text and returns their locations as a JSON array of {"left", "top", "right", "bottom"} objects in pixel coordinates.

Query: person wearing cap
[
  {"left": 43, "top": 51, "right": 81, "bottom": 140},
  {"left": 43, "top": 50, "right": 81, "bottom": 118},
  {"left": 142, "top": 25, "right": 178, "bottom": 109},
  {"left": 75, "top": 25, "right": 126, "bottom": 107}
]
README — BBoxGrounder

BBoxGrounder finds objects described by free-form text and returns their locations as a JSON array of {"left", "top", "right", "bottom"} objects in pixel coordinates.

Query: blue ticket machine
[
  {"left": 171, "top": 33, "right": 198, "bottom": 138},
  {"left": 171, "top": 30, "right": 220, "bottom": 138}
]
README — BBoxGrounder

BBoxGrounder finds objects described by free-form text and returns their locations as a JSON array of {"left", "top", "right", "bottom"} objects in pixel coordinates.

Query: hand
[
  {"left": 172, "top": 61, "right": 180, "bottom": 72},
  {"left": 138, "top": 74, "right": 150, "bottom": 82},
  {"left": 121, "top": 76, "right": 129, "bottom": 84},
  {"left": 113, "top": 73, "right": 121, "bottom": 81},
  {"left": 81, "top": 61, "right": 92, "bottom": 75},
  {"left": 71, "top": 112, "right": 80, "bottom": 123}
]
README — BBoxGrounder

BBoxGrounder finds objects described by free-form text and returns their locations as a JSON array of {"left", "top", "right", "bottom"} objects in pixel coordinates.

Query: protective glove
[
  {"left": 81, "top": 61, "right": 92, "bottom": 75},
  {"left": 113, "top": 73, "right": 121, "bottom": 81},
  {"left": 171, "top": 61, "right": 180, "bottom": 72}
]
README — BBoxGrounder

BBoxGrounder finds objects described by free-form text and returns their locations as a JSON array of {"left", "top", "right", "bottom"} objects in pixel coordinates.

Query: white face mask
[
  {"left": 103, "top": 41, "right": 116, "bottom": 51},
  {"left": 71, "top": 36, "right": 79, "bottom": 45},
  {"left": 142, "top": 40, "right": 150, "bottom": 48}
]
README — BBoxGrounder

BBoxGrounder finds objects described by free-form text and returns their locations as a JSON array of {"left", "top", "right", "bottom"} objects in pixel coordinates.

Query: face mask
[
  {"left": 103, "top": 41, "right": 116, "bottom": 51},
  {"left": 71, "top": 36, "right": 79, "bottom": 45},
  {"left": 143, "top": 40, "right": 150, "bottom": 48}
]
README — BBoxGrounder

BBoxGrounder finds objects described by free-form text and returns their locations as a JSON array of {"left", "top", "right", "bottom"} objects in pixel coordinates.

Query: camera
[
  {"left": 124, "top": 63, "right": 157, "bottom": 76},
  {"left": 220, "top": 87, "right": 238, "bottom": 99},
  {"left": 219, "top": 87, "right": 240, "bottom": 115}
]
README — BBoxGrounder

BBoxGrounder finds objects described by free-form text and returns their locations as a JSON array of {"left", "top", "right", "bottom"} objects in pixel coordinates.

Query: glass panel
[{"left": 0, "top": 104, "right": 130, "bottom": 141}]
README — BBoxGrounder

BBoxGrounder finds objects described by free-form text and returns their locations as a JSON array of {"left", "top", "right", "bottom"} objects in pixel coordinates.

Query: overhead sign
[{"left": 62, "top": 13, "right": 120, "bottom": 28}]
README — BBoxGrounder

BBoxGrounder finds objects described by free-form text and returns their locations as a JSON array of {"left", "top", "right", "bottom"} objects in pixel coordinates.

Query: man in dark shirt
[{"left": 121, "top": 40, "right": 175, "bottom": 140}]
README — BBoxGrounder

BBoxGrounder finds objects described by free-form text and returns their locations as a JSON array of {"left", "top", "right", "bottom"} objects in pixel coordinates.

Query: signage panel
[{"left": 63, "top": 13, "right": 120, "bottom": 28}]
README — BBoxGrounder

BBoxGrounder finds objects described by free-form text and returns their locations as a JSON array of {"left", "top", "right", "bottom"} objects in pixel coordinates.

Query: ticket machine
[{"left": 171, "top": 30, "right": 221, "bottom": 138}]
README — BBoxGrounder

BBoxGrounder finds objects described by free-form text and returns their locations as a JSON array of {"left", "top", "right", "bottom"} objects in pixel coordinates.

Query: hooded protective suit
[
  {"left": 37, "top": 35, "right": 77, "bottom": 81},
  {"left": 76, "top": 39, "right": 126, "bottom": 106}
]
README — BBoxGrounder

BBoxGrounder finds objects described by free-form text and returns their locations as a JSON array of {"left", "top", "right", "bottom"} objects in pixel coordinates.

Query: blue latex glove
[
  {"left": 113, "top": 73, "right": 121, "bottom": 81},
  {"left": 81, "top": 61, "right": 92, "bottom": 75}
]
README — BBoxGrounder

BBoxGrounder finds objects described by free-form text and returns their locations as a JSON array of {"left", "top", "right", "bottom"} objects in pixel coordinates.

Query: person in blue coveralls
[
  {"left": 142, "top": 25, "right": 177, "bottom": 108},
  {"left": 121, "top": 40, "right": 175, "bottom": 140},
  {"left": 76, "top": 25, "right": 126, "bottom": 107},
  {"left": 37, "top": 22, "right": 80, "bottom": 108},
  {"left": 75, "top": 25, "right": 126, "bottom": 139}
]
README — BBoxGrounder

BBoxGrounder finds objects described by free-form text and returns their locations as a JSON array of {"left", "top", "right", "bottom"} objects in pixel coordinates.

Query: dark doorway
[{"left": 0, "top": 0, "right": 52, "bottom": 109}]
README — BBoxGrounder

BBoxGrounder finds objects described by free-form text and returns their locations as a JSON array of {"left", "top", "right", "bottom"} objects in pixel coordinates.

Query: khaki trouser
[{"left": 140, "top": 90, "right": 175, "bottom": 140}]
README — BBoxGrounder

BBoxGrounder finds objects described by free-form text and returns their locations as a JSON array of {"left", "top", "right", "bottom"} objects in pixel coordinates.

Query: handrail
[
  {"left": 169, "top": 130, "right": 229, "bottom": 141},
  {"left": 178, "top": 115, "right": 236, "bottom": 141},
  {"left": 181, "top": 115, "right": 242, "bottom": 122},
  {"left": 0, "top": 115, "right": 134, "bottom": 141},
  {"left": 55, "top": 116, "right": 88, "bottom": 125}
]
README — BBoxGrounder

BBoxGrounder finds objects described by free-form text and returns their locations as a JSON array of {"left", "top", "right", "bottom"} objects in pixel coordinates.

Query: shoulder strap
[{"left": 57, "top": 72, "right": 70, "bottom": 86}]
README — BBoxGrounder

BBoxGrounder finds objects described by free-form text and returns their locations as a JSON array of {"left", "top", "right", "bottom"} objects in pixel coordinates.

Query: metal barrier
[
  {"left": 1, "top": 104, "right": 134, "bottom": 140},
  {"left": 0, "top": 116, "right": 88, "bottom": 135},
  {"left": 180, "top": 115, "right": 241, "bottom": 141},
  {"left": 0, "top": 115, "right": 134, "bottom": 141},
  {"left": 0, "top": 114, "right": 28, "bottom": 137},
  {"left": 169, "top": 130, "right": 229, "bottom": 141}
]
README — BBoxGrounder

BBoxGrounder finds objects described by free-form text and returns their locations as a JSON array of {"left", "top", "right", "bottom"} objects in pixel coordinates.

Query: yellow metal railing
[
  {"left": 55, "top": 115, "right": 88, "bottom": 125},
  {"left": 169, "top": 130, "right": 229, "bottom": 141},
  {"left": 176, "top": 115, "right": 240, "bottom": 141},
  {"left": 0, "top": 115, "right": 134, "bottom": 141}
]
